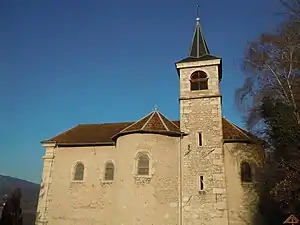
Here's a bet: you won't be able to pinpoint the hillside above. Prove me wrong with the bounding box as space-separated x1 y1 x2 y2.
0 175 40 225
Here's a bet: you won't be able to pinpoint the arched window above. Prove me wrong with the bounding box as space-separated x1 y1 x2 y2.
190 71 208 91
137 154 150 175
104 162 115 181
74 162 84 181
241 162 252 182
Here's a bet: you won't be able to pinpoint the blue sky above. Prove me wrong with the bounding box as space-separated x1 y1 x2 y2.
0 0 282 183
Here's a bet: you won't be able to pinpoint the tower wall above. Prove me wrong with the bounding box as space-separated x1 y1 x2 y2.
177 60 229 225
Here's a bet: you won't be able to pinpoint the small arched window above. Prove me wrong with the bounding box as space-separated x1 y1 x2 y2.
190 71 208 91
104 162 115 181
74 162 84 181
241 162 252 182
137 154 150 175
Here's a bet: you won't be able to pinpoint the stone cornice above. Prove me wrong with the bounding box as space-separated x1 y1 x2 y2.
179 94 222 101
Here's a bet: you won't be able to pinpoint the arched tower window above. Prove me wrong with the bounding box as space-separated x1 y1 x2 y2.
74 162 84 181
104 162 115 181
190 71 208 91
137 154 150 175
241 162 252 182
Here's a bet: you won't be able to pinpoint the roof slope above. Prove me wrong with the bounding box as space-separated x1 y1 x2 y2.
116 111 180 134
46 122 132 144
189 18 210 58
176 18 220 64
43 117 256 146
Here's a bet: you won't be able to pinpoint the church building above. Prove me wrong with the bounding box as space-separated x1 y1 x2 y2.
36 15 264 225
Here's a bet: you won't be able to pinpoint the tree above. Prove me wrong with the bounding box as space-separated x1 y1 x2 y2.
236 0 300 223
0 188 23 225
236 0 300 133
260 96 300 213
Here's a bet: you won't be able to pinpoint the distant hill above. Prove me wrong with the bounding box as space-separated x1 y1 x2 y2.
0 175 40 225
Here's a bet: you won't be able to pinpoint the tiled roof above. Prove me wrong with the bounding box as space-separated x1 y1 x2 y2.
45 122 132 144
222 118 256 141
43 116 256 146
114 111 181 137
176 55 221 64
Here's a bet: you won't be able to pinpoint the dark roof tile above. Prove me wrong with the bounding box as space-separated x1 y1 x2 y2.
176 55 221 64
43 117 257 145
118 110 181 135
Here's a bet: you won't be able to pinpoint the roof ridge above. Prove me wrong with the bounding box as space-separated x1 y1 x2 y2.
159 113 180 129
223 118 252 140
141 111 155 130
116 112 153 134
156 111 170 131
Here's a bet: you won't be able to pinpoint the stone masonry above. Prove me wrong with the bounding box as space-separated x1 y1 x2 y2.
177 59 229 225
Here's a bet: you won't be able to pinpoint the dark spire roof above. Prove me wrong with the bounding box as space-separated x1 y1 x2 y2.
175 16 221 65
189 17 210 58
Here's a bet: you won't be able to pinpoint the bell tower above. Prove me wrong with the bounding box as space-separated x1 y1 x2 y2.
176 12 229 225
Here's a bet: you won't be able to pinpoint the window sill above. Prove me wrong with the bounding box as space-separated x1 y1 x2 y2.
133 174 152 179
134 175 152 185
101 180 114 184
70 180 85 184
190 89 209 92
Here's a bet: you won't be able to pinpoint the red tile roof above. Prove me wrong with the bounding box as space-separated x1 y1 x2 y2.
110 111 181 140
43 112 256 146
113 111 181 137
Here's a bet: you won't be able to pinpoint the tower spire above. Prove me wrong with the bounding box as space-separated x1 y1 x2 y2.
188 5 210 58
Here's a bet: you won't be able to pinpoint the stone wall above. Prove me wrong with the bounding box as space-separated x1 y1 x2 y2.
35 143 55 225
180 97 229 225
224 142 264 225
38 133 180 225
178 59 229 225
177 59 221 100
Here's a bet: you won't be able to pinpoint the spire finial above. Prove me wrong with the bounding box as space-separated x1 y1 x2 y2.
196 5 200 22
154 105 158 112
188 4 210 58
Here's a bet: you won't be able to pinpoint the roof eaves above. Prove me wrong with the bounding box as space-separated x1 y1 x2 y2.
112 129 184 140
56 142 115 147
223 139 255 144
40 140 57 144
175 55 221 65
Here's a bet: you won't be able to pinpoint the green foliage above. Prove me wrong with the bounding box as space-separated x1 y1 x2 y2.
261 97 300 161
